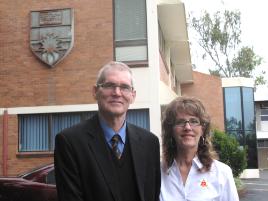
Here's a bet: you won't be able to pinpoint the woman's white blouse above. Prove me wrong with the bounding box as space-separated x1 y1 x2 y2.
160 157 239 201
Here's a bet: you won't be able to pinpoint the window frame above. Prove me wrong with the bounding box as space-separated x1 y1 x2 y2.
113 0 148 65
18 109 150 153
18 112 96 153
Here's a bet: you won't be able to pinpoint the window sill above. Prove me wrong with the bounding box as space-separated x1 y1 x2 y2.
124 60 148 68
17 151 53 158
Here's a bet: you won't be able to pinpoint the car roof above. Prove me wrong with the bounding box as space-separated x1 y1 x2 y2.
20 163 54 180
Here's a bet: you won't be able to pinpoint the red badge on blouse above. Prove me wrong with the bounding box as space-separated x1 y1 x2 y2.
200 179 208 188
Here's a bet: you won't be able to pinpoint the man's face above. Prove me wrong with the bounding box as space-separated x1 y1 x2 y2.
93 69 136 119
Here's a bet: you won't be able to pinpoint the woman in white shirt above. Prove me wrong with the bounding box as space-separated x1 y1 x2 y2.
160 96 239 201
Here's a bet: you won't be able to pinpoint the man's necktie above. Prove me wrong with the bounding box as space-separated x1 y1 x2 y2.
111 134 121 159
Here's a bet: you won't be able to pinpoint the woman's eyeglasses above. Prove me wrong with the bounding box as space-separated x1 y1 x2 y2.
174 118 201 127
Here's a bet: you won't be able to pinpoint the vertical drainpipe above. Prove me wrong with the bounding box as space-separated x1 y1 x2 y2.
2 110 8 176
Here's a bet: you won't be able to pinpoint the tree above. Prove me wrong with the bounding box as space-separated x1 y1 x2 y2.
212 129 247 177
190 10 265 85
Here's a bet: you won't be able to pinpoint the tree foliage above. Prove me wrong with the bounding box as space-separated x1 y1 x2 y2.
212 129 247 177
190 10 265 85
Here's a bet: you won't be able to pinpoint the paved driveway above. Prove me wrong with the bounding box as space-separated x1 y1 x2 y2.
240 169 268 201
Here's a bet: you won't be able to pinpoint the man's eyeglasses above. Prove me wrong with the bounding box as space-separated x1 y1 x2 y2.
97 82 133 93
174 118 201 127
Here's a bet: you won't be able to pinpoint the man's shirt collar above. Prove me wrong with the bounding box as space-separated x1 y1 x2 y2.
99 115 126 144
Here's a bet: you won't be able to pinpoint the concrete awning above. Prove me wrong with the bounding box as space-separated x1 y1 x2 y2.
158 2 193 83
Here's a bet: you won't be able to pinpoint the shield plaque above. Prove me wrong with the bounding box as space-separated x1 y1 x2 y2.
30 8 74 67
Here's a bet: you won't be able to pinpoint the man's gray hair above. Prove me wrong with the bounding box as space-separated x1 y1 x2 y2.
96 61 134 87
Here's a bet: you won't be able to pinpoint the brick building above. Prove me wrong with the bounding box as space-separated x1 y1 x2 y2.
0 0 225 176
1 0 116 175
181 71 225 131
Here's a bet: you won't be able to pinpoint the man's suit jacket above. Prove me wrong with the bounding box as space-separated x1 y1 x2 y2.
54 114 161 201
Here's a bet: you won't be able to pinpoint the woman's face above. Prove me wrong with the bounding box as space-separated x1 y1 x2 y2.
172 112 204 150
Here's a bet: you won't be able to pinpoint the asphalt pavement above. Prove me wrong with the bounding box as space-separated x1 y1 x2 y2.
240 169 268 201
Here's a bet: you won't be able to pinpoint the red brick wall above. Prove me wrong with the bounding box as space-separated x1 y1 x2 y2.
0 113 54 176
0 0 114 175
0 0 113 108
7 115 54 175
181 71 224 131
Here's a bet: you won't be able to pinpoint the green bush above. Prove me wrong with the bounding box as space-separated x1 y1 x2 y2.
211 129 247 177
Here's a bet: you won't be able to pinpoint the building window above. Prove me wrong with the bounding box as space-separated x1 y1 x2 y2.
242 87 255 130
114 0 147 62
223 86 257 168
260 102 268 108
224 87 243 132
18 109 150 152
18 112 96 152
260 104 268 131
261 108 268 121
257 139 268 148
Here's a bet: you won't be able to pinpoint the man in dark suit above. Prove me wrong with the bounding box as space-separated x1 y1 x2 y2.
54 61 161 201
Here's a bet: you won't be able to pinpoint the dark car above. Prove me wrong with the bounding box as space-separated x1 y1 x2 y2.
0 164 57 201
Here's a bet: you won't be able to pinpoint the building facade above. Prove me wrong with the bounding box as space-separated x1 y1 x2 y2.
181 71 225 131
222 78 258 171
255 86 268 169
0 0 194 176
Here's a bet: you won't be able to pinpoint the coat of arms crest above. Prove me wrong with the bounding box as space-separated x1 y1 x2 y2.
30 8 74 67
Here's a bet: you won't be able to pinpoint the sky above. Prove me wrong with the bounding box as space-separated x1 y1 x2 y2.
182 0 268 77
